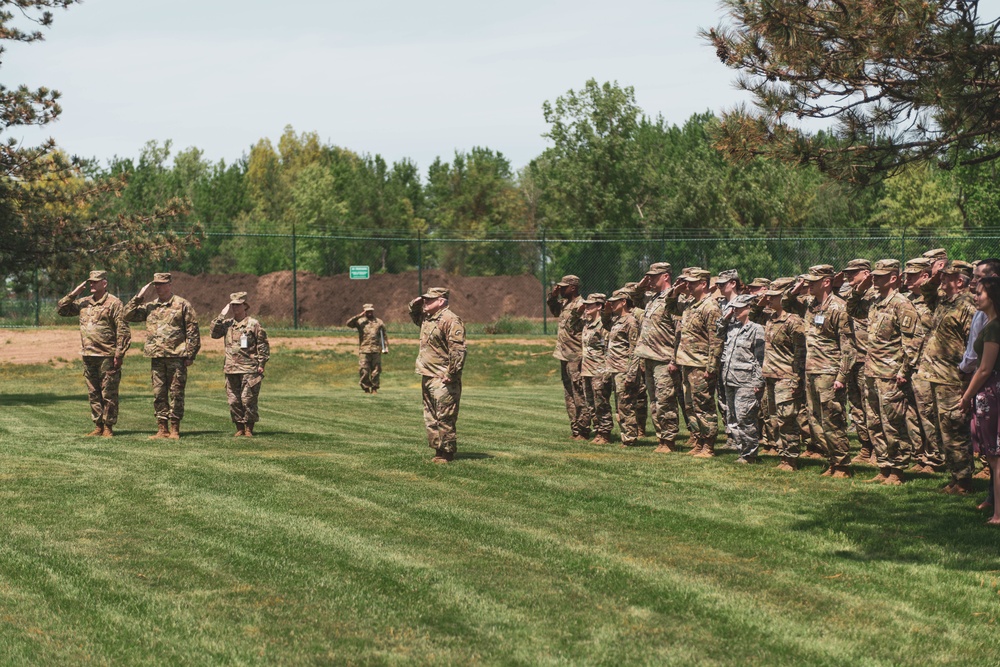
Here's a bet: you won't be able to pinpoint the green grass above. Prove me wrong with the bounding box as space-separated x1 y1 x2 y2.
1 341 999 665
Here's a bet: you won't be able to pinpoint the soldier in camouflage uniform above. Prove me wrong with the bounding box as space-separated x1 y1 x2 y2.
835 259 876 465
210 292 270 437
715 269 742 450
914 261 978 493
746 277 774 453
580 293 613 444
408 287 467 463
123 273 201 440
57 270 131 437
346 304 389 395
719 294 766 463
675 268 723 457
902 257 939 469
623 282 650 435
547 275 591 440
854 259 920 485
790 265 856 477
762 277 806 470
634 263 683 452
605 289 642 447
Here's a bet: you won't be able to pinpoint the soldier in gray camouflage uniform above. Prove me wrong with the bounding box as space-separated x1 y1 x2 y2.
715 269 742 450
123 273 201 440
346 304 389 394
547 275 591 439
210 292 270 437
57 270 131 437
408 287 467 463
719 294 767 463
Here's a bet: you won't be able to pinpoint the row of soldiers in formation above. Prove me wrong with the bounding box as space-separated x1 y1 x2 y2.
57 271 270 438
548 249 993 490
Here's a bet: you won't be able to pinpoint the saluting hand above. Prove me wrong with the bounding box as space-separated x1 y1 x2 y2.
220 303 231 319
137 282 154 299
71 280 89 297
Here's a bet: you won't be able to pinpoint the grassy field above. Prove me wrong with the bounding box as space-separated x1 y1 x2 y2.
1 340 999 665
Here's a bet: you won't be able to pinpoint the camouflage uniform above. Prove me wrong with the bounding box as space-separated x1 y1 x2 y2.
719 295 766 461
580 295 613 441
800 266 856 468
859 262 920 475
210 298 270 431
547 277 590 438
605 295 642 447
346 308 388 393
409 290 467 456
57 277 131 429
763 281 806 461
676 270 723 450
633 264 682 448
914 262 977 484
123 278 201 425
838 259 875 461
903 265 936 465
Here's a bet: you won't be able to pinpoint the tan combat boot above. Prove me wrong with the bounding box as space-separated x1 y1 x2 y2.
244 423 254 438
865 467 891 483
686 437 702 456
776 457 797 472
431 450 454 464
654 439 674 453
593 435 610 445
831 465 853 479
695 440 716 458
167 420 180 440
851 447 873 465
149 420 169 440
882 468 904 486
234 423 246 437
85 423 104 437
101 425 114 438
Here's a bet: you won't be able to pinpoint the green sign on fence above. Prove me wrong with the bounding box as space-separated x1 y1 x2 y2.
349 266 370 280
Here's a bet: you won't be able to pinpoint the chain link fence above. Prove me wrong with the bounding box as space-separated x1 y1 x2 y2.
7 229 1000 333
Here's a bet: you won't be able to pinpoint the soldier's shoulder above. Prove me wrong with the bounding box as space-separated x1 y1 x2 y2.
890 291 916 310
827 294 848 311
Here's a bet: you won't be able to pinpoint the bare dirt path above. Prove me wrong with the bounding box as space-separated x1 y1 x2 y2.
0 328 548 365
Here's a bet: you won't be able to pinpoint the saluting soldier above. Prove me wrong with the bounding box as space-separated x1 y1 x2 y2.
123 273 201 440
675 268 723 457
547 275 590 440
580 293 613 444
57 270 131 437
346 304 388 395
719 293 766 464
210 292 270 437
715 269 742 450
836 259 876 466
914 261 978 493
856 259 921 485
605 289 642 447
762 277 806 470
408 287 467 463
902 257 939 469
790 265 856 477
623 281 650 436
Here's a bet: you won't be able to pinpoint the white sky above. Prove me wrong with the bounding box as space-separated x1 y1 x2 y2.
5 0 1000 172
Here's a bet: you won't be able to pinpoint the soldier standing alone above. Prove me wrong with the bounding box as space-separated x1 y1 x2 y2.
346 304 388 395
123 273 201 440
408 287 467 463
210 292 270 437
57 270 131 437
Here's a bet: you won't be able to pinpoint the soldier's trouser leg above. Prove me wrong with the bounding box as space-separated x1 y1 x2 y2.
560 359 590 437
369 352 382 391
614 372 640 445
645 360 679 444
718 375 732 445
806 374 849 465
932 382 973 483
911 377 943 467
635 361 649 433
769 378 802 459
682 366 718 442
847 363 871 453
866 376 911 470
726 385 761 460
422 376 461 454
901 382 921 464
151 358 187 422
359 353 380 392
584 373 613 438
84 356 121 426
758 387 774 448
226 373 263 426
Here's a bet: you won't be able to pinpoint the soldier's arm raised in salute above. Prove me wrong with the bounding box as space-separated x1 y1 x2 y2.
56 280 89 317
210 303 232 339
122 282 155 322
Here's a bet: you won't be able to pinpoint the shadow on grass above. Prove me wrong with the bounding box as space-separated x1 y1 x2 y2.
791 486 1000 570
0 393 78 406
455 452 493 461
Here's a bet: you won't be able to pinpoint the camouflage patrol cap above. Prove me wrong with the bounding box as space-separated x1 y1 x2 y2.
607 289 629 302
802 265 835 282
871 259 901 275
556 275 580 287
362 303 375 311
229 291 248 305
680 268 711 282
903 257 933 274
645 262 672 276
88 270 107 282
748 277 771 288
842 259 871 272
421 287 449 299
730 293 755 309
923 248 948 261
152 272 172 284
716 269 740 283
765 277 796 296
942 260 974 277
582 292 607 305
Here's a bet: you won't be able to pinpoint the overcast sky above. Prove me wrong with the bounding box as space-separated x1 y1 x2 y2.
6 1 999 173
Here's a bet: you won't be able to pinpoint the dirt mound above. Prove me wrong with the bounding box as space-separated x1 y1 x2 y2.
166 270 544 326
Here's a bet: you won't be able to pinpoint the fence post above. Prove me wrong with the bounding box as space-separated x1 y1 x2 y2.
34 266 40 326
900 230 906 264
417 229 423 297
541 228 548 335
292 225 299 330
